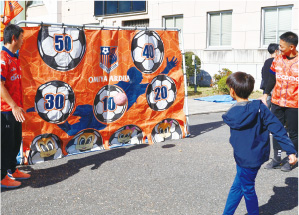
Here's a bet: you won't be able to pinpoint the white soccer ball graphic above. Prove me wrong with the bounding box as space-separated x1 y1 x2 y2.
38 26 86 71
66 129 104 155
35 81 75 124
131 30 164 74
93 85 127 123
151 119 182 143
146 75 177 111
109 125 143 148
28 133 63 164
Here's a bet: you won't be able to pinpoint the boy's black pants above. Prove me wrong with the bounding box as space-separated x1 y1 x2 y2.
271 103 298 152
1 112 22 180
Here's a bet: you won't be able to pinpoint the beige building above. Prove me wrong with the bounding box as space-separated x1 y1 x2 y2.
24 0 298 89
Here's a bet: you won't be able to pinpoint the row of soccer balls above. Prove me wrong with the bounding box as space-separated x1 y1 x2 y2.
35 75 177 124
28 121 182 164
38 26 165 73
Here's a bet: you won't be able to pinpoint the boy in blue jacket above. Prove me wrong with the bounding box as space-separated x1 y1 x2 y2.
222 72 297 215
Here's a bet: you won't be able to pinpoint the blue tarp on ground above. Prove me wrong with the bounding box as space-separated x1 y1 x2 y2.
195 95 237 104
194 95 255 104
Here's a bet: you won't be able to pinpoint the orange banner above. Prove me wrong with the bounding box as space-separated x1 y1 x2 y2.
20 26 186 164
1 1 23 41
3 1 23 25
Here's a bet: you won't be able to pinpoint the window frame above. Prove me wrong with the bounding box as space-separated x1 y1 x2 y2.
122 19 150 27
162 15 183 30
27 1 44 8
207 10 233 49
261 5 293 48
94 1 147 17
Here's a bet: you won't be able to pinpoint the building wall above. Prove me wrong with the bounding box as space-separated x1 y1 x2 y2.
25 0 298 89
26 1 62 24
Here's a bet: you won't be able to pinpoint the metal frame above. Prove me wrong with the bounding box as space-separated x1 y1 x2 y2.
16 20 180 31
179 29 190 136
16 20 190 139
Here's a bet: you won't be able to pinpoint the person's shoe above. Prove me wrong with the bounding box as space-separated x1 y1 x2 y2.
264 159 282 169
281 161 292 172
11 169 31 180
7 169 15 180
1 175 21 189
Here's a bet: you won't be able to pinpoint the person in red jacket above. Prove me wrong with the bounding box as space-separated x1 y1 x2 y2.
262 31 298 172
1 24 31 189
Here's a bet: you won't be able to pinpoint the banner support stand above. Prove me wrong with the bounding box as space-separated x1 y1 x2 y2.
179 29 190 136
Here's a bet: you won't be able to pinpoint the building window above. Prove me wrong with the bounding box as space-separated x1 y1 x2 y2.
163 15 183 47
27 1 44 7
208 11 232 47
163 15 183 30
94 1 146 16
123 19 149 27
262 5 292 46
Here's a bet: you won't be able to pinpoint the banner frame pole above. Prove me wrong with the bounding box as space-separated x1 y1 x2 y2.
179 29 190 136
16 20 180 31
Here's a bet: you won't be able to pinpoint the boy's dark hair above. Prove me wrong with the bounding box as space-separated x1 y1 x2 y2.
280 31 298 47
226 72 255 99
3 24 24 44
267 43 279 54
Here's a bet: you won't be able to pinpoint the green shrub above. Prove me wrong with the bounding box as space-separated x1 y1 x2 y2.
213 68 232 85
213 68 232 94
218 76 230 94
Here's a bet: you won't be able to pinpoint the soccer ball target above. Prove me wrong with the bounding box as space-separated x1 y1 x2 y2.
151 118 182 143
38 26 86 71
93 85 127 123
146 75 177 111
66 129 104 155
28 133 63 164
35 81 75 124
131 30 164 74
109 125 143 148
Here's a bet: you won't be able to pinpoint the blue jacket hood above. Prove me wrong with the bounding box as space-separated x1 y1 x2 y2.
222 100 260 129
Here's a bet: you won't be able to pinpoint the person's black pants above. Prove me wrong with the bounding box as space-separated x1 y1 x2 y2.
271 103 298 152
1 112 22 180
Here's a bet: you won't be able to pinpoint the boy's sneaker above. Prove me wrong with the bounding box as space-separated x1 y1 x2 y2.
11 169 31 180
281 161 292 172
7 169 15 180
264 159 282 169
1 175 21 189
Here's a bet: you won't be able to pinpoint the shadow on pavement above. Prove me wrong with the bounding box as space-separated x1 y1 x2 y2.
162 144 176 149
1 144 148 192
189 121 226 137
246 177 298 215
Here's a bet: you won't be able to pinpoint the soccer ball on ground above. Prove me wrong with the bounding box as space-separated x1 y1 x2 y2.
38 26 86 71
146 75 177 111
131 30 164 74
151 118 182 143
35 80 75 124
93 85 127 123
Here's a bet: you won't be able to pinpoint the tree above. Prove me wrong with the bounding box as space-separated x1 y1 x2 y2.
183 52 201 80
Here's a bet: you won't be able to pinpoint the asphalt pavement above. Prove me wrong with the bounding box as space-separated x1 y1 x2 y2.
1 98 298 215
